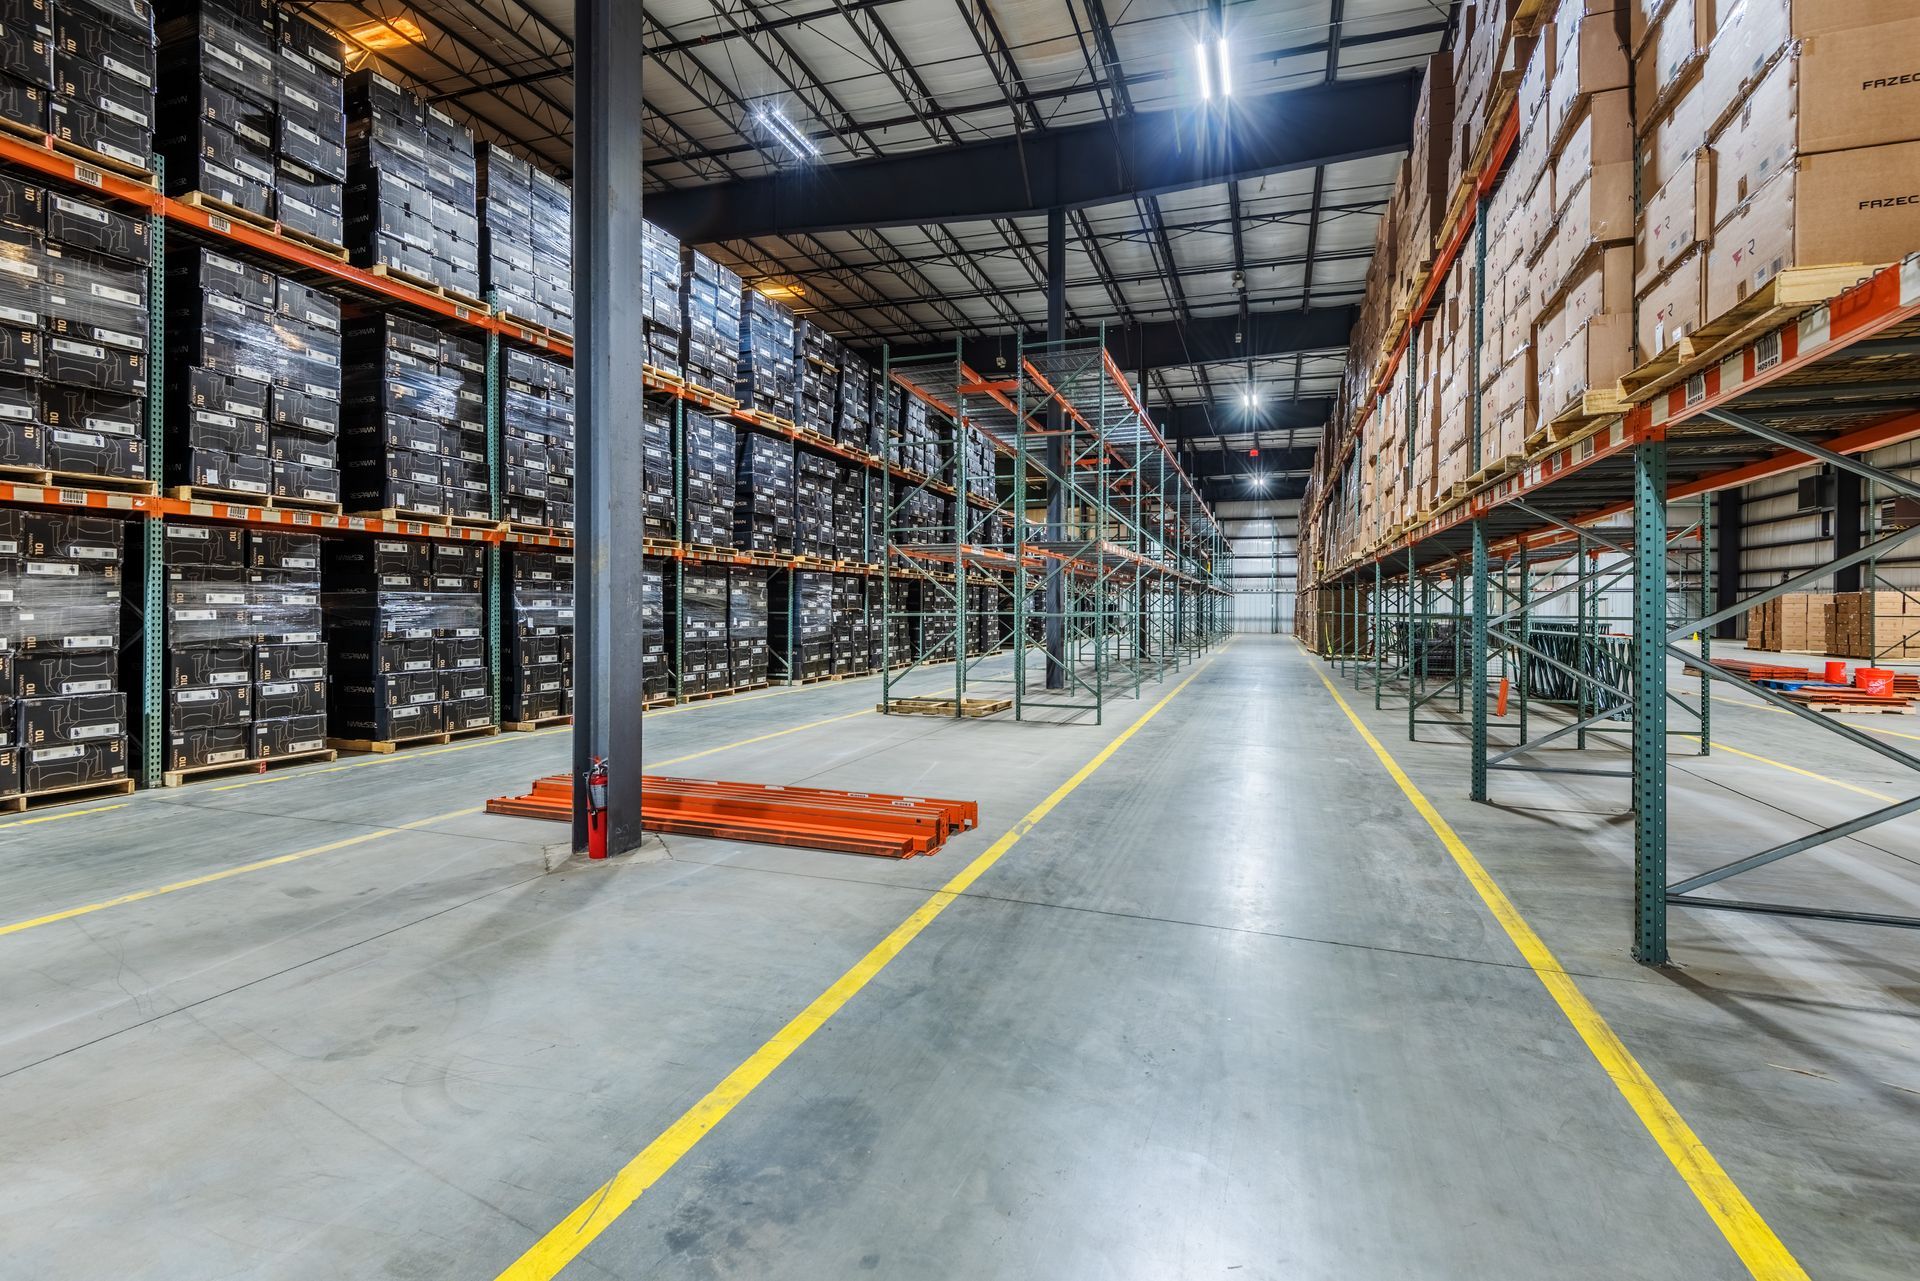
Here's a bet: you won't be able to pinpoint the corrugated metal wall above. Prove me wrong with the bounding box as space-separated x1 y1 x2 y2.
1220 498 1297 632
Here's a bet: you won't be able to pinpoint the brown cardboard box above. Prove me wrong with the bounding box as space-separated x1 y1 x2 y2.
1706 143 1920 318
1544 243 1634 345
1547 14 1630 145
1522 170 1556 263
1636 148 1712 292
1637 71 1705 190
1635 251 1706 361
1698 0 1916 133
1630 0 1677 53
1546 162 1634 290
1711 23 1920 226
1538 314 1633 424
1551 88 1632 185
1632 0 1712 121
1519 19 1553 116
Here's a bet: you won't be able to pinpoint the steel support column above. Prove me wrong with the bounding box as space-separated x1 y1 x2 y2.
1633 441 1669 964
572 0 647 854
1835 467 1863 592
1470 521 1488 802
1044 205 1066 690
1713 488 1741 640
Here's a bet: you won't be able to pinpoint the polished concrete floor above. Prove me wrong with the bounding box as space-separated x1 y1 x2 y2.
2 637 1915 1279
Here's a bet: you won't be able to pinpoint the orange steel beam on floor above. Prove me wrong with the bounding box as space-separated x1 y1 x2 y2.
486 775 979 859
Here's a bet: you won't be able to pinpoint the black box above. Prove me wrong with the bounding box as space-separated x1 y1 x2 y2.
44 188 150 265
0 416 43 468
329 697 439 742
269 382 338 432
48 93 150 173
174 445 267 492
0 168 44 231
41 383 141 435
22 735 125 790
167 682 248 732
180 365 268 421
271 458 338 504
179 404 268 455
443 693 491 731
0 742 17 795
167 722 250 770
250 711 325 757
165 642 248 689
171 246 274 309
0 322 41 377
18 690 125 745
16 650 115 697
44 424 145 478
0 0 52 89
252 675 323 718
248 529 318 572
44 333 146 393
254 640 323 681
160 521 244 567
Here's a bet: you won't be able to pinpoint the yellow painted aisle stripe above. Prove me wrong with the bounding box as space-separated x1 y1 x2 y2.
493 644 1227 1280
1681 736 1897 803
0 805 482 939
643 709 873 770
0 802 128 831
1308 663 1808 1280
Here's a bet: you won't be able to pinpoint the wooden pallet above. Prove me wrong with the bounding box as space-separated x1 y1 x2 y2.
1784 696 1914 716
162 747 338 788
677 681 770 703
1620 264 1884 402
1546 387 1627 440
369 263 489 311
0 116 159 185
450 514 503 532
174 191 350 261
499 313 573 345
329 723 501 754
0 775 136 813
508 520 573 539
734 408 799 434
883 696 1012 718
171 484 342 513
350 506 452 526
684 382 740 411
1467 452 1526 485
1 464 160 495
642 694 677 710
502 714 573 732
642 364 686 389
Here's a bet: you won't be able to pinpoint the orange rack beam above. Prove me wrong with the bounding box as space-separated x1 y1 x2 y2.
486 774 979 859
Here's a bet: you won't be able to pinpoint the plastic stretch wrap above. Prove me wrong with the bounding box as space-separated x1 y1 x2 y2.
323 590 482 639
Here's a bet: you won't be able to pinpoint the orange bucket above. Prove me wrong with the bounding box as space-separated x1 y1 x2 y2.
1825 660 1848 684
1856 667 1894 696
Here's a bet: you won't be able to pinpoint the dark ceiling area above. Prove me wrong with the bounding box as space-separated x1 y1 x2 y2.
307 0 1459 501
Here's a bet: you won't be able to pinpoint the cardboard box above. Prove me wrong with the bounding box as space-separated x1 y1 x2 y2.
1547 13 1629 146
1540 244 1634 355
1710 24 1920 228
1637 148 1712 292
1543 163 1633 295
1632 0 1711 122
1706 143 1920 319
1538 314 1633 425
1636 252 1706 361
1701 0 1918 133
1552 88 1632 187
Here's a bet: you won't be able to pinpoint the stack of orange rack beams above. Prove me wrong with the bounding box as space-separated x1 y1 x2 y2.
486 775 978 858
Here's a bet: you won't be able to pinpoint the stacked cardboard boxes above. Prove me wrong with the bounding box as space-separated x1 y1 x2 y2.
774 569 833 681
640 219 681 377
167 246 342 502
46 0 157 174
324 538 489 743
670 564 728 694
499 345 574 529
1826 590 1920 660
344 70 480 298
794 319 838 437
478 144 572 332
792 446 834 559
728 567 768 687
3 510 126 795
734 430 793 552
503 546 571 724
681 248 740 392
682 409 734 547
642 400 674 539
641 562 668 701
837 350 872 449
340 312 486 518
736 289 795 419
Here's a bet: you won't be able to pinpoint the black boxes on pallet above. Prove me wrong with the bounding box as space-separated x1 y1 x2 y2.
681 408 733 548
668 564 727 695
165 245 341 501
680 247 738 393
497 344 572 529
794 319 838 438
728 567 768 688
344 69 479 298
49 0 155 174
641 561 667 700
837 350 872 449
477 142 570 332
642 400 672 539
1 509 126 796
640 218 679 377
772 569 832 682
733 430 793 553
340 311 485 519
503 546 571 724
324 538 489 742
736 288 794 419
792 447 834 561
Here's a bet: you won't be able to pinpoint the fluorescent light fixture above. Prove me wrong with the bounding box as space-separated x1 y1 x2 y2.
1217 36 1232 97
756 282 806 301
757 106 822 161
347 17 424 49
1195 42 1212 101
1242 389 1259 409
1250 472 1268 489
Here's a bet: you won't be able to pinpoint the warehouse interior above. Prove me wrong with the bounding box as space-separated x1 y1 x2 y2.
3 0 1918 1277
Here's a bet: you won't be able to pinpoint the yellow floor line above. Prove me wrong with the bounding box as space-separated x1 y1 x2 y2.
1709 692 1920 744
0 803 129 831
0 806 483 939
1308 659 1807 1280
490 644 1229 1281
1 708 884 939
1681 736 1897 803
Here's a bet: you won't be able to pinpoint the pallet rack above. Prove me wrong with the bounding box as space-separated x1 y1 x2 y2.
880 332 1230 721
1305 243 1920 963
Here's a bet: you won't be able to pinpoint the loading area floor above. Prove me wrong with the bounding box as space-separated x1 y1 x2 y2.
2 637 1913 1279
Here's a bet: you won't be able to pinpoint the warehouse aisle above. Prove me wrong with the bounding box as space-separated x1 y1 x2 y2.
1 638 1910 1279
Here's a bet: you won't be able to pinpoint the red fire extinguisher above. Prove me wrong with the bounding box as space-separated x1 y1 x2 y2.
585 756 609 860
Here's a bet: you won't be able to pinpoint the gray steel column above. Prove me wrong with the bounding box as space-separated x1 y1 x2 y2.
572 0 647 854
1835 468 1863 592
1713 488 1742 640
1044 205 1066 690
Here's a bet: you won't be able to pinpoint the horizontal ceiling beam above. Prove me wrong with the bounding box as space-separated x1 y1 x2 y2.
878 307 1354 371
1155 399 1332 438
648 72 1416 241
